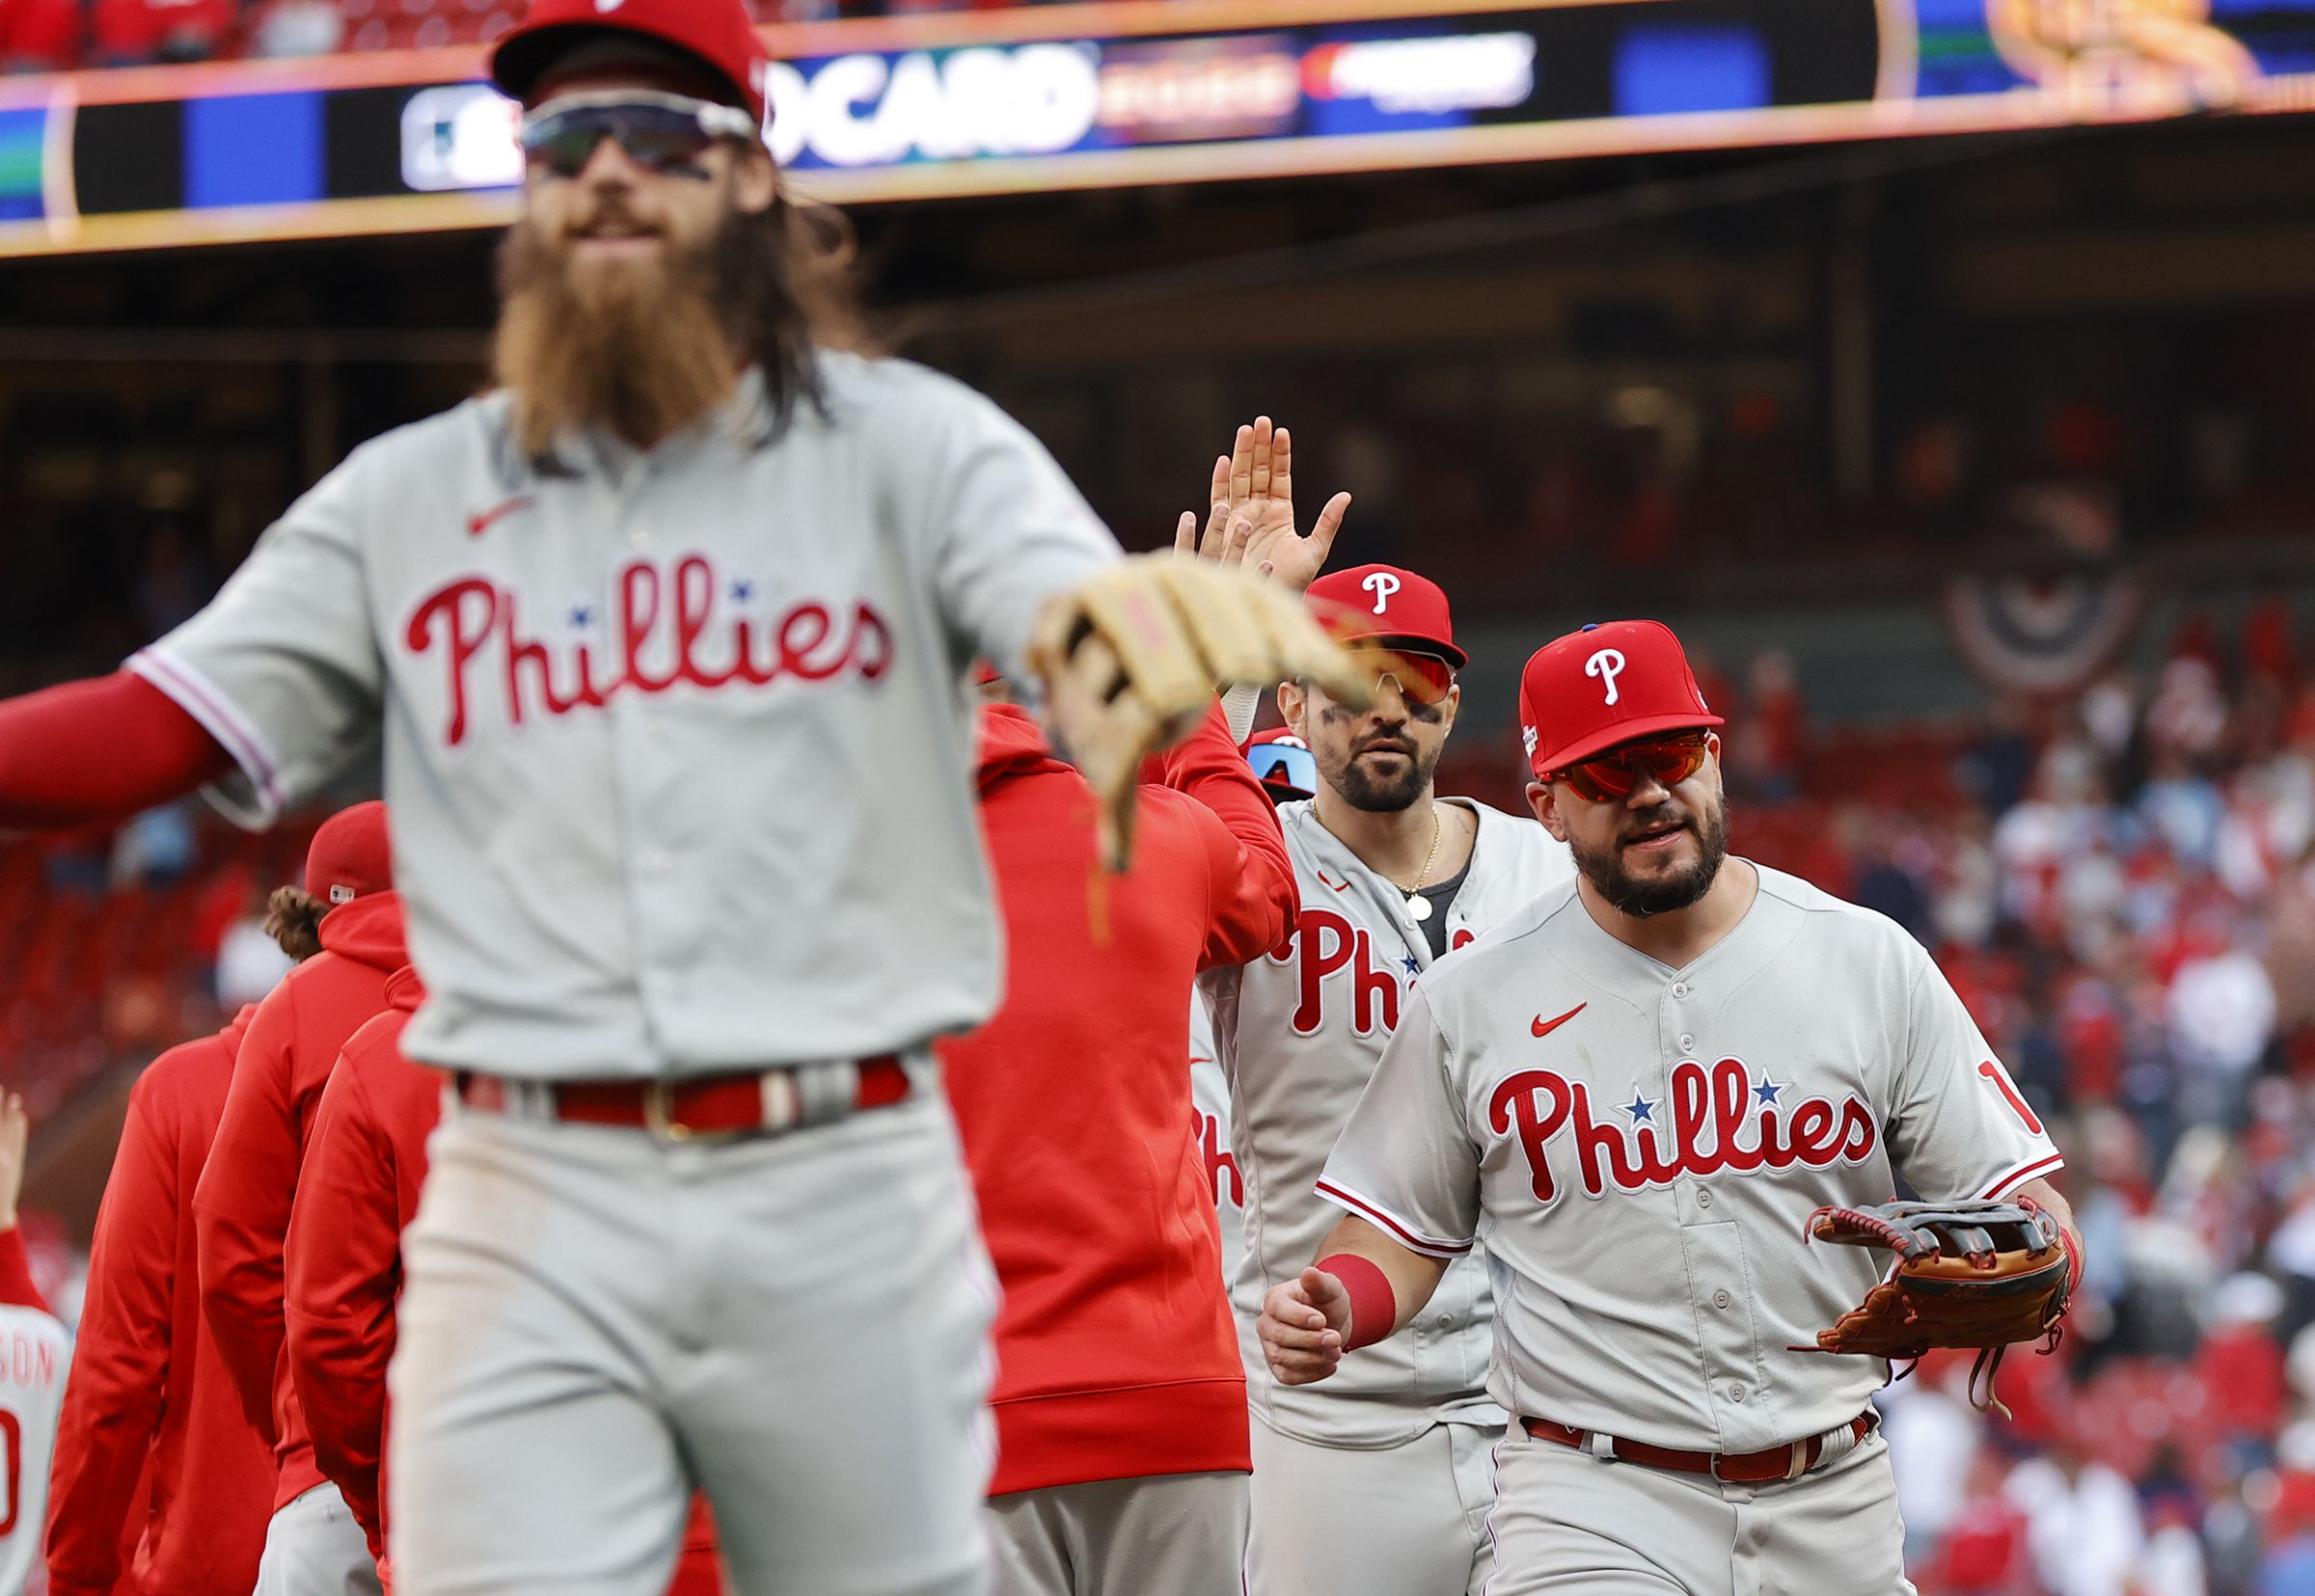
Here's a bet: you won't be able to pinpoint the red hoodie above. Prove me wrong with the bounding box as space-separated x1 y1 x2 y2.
194 889 406 1513
938 703 1294 1496
48 1011 277 1596
285 970 722 1593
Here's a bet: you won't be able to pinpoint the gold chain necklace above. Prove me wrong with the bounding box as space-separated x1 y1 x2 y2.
1400 808 1444 924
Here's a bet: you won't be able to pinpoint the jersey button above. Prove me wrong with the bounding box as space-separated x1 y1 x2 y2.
1672 982 1690 998
1436 1314 1453 1329
1678 1033 1697 1052
631 527 656 552
1728 1383 1747 1402
1712 1289 1731 1310
1696 1188 1713 1210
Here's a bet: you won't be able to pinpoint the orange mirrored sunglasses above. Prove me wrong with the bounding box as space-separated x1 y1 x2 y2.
1551 731 1712 803
1351 644 1457 706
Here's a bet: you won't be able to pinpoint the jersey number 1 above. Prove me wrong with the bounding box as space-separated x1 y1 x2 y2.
0 1409 19 1534
1977 1060 2045 1135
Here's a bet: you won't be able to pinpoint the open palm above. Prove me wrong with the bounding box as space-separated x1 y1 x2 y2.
1172 416 1349 596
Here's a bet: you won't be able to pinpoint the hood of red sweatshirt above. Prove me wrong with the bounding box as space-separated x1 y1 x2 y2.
383 964 426 1013
317 888 408 973
975 704 1073 794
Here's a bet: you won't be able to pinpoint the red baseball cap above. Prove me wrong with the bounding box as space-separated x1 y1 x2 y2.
490 0 773 123
1519 620 1722 781
306 800 394 907
1305 564 1466 670
1245 729 1316 803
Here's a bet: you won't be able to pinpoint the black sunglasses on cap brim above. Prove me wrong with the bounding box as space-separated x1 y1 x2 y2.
520 90 761 180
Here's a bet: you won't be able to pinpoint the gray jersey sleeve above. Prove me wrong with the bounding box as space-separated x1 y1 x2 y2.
1884 946 2064 1201
128 456 382 826
1316 984 1483 1260
905 377 1118 683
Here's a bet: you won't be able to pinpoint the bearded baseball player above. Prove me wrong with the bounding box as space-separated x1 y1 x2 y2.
0 0 1367 1587
1185 419 1574 1596
1260 619 2082 1596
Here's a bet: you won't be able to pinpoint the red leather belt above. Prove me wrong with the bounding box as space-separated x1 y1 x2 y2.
455 1055 912 1142
1521 1412 1876 1485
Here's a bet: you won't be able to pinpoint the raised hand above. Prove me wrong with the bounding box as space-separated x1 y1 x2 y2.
1178 417 1349 594
1258 1266 1353 1386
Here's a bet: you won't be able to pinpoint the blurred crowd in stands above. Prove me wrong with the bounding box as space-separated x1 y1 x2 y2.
0 0 1047 72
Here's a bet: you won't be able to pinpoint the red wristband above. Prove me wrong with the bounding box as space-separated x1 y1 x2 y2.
1317 1253 1397 1351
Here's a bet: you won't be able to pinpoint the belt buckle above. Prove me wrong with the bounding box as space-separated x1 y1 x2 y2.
641 1081 693 1144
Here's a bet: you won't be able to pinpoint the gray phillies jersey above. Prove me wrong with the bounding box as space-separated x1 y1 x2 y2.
132 355 1118 1079
1188 995 1246 1291
1320 865 2064 1455
1200 798 1573 1446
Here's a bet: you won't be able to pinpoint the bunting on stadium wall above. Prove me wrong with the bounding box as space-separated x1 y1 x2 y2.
1942 568 2147 695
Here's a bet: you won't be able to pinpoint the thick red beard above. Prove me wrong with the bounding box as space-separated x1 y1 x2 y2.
494 212 740 458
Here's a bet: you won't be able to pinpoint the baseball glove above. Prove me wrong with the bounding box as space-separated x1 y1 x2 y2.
1029 555 1374 869
1796 1198 2073 1413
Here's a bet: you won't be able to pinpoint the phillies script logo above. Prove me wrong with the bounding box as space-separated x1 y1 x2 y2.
1191 1103 1242 1208
1487 1057 1876 1206
405 555 893 745
1267 906 1473 1036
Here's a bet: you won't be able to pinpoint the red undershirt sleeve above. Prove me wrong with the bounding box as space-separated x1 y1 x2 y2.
0 673 232 831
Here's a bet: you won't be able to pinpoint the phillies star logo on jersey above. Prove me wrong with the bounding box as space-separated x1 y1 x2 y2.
405 552 893 745
1487 1056 1877 1206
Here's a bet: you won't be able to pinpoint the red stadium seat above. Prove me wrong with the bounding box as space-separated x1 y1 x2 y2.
90 0 231 62
0 0 83 70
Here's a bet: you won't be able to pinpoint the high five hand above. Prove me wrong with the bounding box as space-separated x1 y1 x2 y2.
1173 417 1349 595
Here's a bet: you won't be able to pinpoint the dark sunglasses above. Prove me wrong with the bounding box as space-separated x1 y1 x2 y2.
1552 731 1712 803
519 91 760 180
1247 743 1318 798
1352 645 1457 707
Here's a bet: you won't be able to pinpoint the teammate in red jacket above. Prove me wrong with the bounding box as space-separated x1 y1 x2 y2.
936 698 1295 1596
285 968 722 1594
193 800 400 1596
47 1008 278 1596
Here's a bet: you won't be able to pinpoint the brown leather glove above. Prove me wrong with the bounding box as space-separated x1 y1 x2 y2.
1796 1198 2073 1412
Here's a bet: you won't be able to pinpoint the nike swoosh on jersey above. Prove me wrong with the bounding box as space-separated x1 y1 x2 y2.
467 495 534 538
1532 1003 1587 1039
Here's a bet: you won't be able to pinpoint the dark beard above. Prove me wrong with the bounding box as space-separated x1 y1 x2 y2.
1569 799 1730 917
493 203 747 458
1328 738 1441 813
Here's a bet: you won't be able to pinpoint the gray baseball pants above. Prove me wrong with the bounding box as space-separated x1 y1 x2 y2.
253 1481 384 1596
1243 1418 1496 1596
386 1090 998 1596
985 1473 1247 1596
1484 1422 1919 1594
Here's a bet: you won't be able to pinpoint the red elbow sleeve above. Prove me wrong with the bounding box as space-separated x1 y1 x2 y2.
1318 1253 1399 1352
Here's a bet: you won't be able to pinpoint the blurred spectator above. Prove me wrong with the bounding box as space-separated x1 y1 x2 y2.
2007 1430 2145 1596
89 0 232 63
213 894 294 1009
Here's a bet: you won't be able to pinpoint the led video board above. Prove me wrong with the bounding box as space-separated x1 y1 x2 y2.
2 0 2312 256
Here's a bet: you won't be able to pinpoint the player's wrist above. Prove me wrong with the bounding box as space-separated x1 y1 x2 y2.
1317 1252 1397 1351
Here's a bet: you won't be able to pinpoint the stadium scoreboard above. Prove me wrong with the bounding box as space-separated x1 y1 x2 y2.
2 0 2312 256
